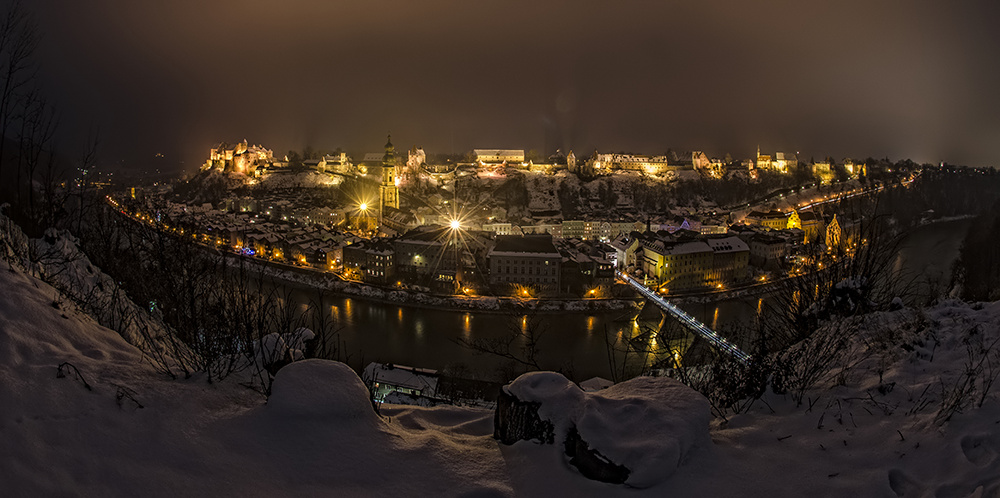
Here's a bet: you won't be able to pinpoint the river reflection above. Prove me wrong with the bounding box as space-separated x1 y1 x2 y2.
279 218 970 383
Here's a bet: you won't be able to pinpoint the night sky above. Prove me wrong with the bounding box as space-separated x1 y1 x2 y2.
28 1 1000 171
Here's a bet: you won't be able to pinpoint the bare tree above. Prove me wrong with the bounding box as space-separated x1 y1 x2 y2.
14 86 57 229
453 306 547 380
0 0 38 190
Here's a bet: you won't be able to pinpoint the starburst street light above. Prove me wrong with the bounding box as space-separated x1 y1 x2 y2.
448 218 462 292
352 201 375 234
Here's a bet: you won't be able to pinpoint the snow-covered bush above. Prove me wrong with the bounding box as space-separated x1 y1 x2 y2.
267 359 378 424
499 371 710 488
252 327 315 370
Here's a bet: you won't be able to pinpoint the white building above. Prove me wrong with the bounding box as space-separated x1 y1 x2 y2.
590 152 671 174
474 149 525 164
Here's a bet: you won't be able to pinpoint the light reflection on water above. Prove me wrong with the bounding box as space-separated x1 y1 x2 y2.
273 220 969 381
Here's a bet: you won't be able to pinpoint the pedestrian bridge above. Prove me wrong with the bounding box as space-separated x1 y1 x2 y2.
617 271 752 365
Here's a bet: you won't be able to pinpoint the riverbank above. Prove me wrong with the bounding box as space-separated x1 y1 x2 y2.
225 254 642 315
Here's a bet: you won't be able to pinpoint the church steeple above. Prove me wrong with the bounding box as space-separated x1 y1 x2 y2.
379 132 399 219
383 133 395 167
826 214 842 251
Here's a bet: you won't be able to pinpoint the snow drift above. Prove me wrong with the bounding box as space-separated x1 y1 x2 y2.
504 371 710 488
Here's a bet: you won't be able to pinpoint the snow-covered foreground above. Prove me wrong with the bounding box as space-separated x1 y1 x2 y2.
3 260 1000 496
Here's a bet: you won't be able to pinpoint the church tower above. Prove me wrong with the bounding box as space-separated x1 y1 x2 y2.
379 133 400 220
826 214 842 252
787 210 802 230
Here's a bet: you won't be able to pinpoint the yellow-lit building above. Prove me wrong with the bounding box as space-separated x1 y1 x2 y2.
589 152 673 175
203 140 274 175
773 152 797 173
786 209 825 243
474 149 525 164
635 235 749 290
826 214 842 251
747 210 788 230
813 161 835 183
787 210 801 230
756 147 772 170
755 148 796 173
843 160 867 178
379 134 400 219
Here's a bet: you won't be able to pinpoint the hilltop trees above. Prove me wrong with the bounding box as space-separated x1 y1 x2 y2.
954 198 1000 302
0 1 83 236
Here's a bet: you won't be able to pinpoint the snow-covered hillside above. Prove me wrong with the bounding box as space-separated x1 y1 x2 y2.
3 244 1000 495
0 263 509 496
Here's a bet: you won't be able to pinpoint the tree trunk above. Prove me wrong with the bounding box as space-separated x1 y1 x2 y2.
493 388 553 445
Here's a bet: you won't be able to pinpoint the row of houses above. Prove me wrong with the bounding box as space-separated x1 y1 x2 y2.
481 215 729 242
197 216 363 267
224 197 351 226
343 228 615 297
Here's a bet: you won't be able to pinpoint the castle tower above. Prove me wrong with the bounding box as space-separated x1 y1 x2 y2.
379 133 399 220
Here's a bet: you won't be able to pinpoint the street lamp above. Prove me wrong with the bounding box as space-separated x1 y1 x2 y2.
450 218 461 292
357 203 369 233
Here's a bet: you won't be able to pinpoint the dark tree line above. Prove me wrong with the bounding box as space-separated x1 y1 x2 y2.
954 197 1000 302
0 1 96 238
878 166 1000 228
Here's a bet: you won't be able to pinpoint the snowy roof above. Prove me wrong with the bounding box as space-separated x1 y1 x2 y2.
798 211 822 222
706 236 749 254
362 362 438 392
398 226 449 243
490 234 560 258
474 149 524 157
751 233 785 245
747 210 786 220
668 240 712 256
608 235 635 251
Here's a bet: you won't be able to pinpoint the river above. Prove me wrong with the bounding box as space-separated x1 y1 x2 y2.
287 218 972 383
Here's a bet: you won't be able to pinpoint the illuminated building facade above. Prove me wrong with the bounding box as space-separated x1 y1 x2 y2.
380 134 400 219
488 234 562 296
589 152 672 174
474 149 525 164
616 232 750 290
343 239 395 284
203 140 274 175
826 214 842 251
